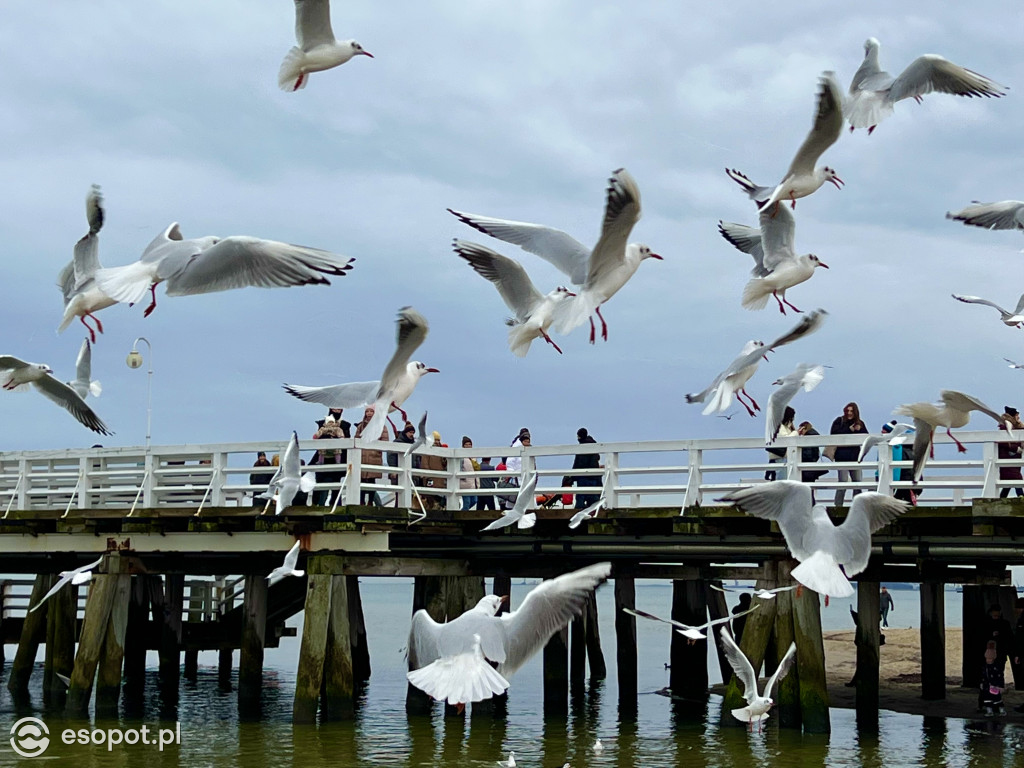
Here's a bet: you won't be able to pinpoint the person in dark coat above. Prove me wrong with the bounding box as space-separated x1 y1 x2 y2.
980 641 1006 715
985 604 1014 671
732 593 753 643
998 407 1024 497
477 457 497 511
797 421 827 484
830 402 867 507
1013 597 1024 711
566 427 602 509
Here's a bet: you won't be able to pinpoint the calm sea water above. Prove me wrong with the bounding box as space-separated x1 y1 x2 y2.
2 580 1020 768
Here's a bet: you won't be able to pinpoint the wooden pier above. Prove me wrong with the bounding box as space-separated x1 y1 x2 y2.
1 432 1023 731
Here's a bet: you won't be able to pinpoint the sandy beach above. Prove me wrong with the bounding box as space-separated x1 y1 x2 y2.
822 627 1023 720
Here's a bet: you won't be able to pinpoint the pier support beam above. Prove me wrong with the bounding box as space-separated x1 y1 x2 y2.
218 649 233 689
920 581 946 700
7 574 53 697
152 573 184 700
706 580 731 682
722 568 778 725
614 577 638 718
570 613 586 696
43 579 77 704
543 626 569 716
323 574 355 720
347 575 371 683
123 576 150 710
773 563 800 729
584 594 606 680
96 573 131 712
669 580 708 697
855 581 880 728
294 574 331 724
238 573 268 716
961 585 983 688
792 586 829 734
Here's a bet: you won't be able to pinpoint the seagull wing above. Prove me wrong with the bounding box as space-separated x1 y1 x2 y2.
764 374 804 445
28 572 75 613
0 356 32 373
379 307 429 394
759 204 798 273
281 540 302 571
452 240 544 322
718 481 817 561
940 389 1003 424
785 72 844 178
718 221 768 277
33 374 112 435
282 380 379 409
946 201 1024 231
718 626 760 704
447 209 591 285
951 293 1012 317
72 338 93 398
835 493 908 575
888 55 1005 104
294 0 335 49
762 641 798 700
408 608 445 670
162 236 353 297
498 562 611 675
857 434 888 463
584 169 642 288
282 431 302 478
765 309 828 351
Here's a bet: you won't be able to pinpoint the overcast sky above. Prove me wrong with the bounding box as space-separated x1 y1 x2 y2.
2 1 1023 456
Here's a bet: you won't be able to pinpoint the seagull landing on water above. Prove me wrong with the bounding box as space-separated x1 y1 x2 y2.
278 0 372 92
481 473 538 531
846 38 1005 135
951 293 1024 328
267 540 305 587
726 72 844 212
0 356 111 435
284 307 438 439
29 557 103 613
720 627 797 733
58 184 117 344
894 390 1009 481
623 604 759 644
406 563 612 706
66 338 101 401
448 168 661 344
452 239 575 357
947 201 1024 233
718 481 909 598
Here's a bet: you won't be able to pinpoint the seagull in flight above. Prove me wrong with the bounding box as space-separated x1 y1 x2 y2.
947 201 1024 232
894 390 1008 481
765 364 826 444
278 0 372 92
726 72 844 211
0 355 112 435
449 169 661 344
66 338 102 401
568 496 607 530
403 411 429 455
267 540 305 586
951 293 1024 327
720 627 797 732
846 38 1005 134
259 432 316 515
710 583 798 601
406 563 612 705
481 472 539 531
95 222 354 318
452 239 575 356
623 604 759 643
57 184 117 343
29 557 103 613
1004 358 1024 369
718 481 909 597
284 307 439 440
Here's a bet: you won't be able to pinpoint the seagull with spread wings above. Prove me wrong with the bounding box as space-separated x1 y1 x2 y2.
406 562 611 706
623 603 759 643
0 356 111 435
259 432 316 515
284 307 438 440
481 472 538 531
720 627 797 732
278 0 372 92
765 364 826 445
718 481 909 598
29 557 103 613
947 201 1024 233
267 540 305 586
951 293 1024 328
58 185 117 344
66 338 102 401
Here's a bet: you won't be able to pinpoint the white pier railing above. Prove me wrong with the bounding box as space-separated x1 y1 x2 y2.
0 430 1020 514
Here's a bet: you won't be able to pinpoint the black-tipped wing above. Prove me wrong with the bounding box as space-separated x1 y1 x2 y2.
452 240 543 322
380 307 429 392
947 201 1024 231
33 374 112 435
586 169 642 287
889 55 1005 104
786 72 844 178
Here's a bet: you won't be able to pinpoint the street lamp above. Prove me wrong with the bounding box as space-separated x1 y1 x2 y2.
126 337 153 449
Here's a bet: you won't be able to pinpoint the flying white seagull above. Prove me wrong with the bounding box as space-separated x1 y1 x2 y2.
279 0 372 92
284 307 438 440
403 411 429 456
727 205 828 315
846 38 1005 134
57 184 117 343
267 540 305 586
66 338 102 401
720 627 797 732
406 562 612 705
0 356 111 435
894 390 1007 481
259 432 316 515
947 201 1024 232
857 422 915 463
1004 358 1024 369
710 583 798 601
481 472 539 531
951 293 1024 328
449 168 661 344
726 72 844 211
718 481 909 598
452 239 575 356
95 223 354 318
29 557 103 613
568 496 607 530
765 364 826 444
623 604 759 643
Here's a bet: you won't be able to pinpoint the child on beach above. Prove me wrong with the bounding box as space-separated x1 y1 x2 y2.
979 641 1005 716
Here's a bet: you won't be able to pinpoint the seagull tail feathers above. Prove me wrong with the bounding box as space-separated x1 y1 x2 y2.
791 550 854 598
94 264 153 306
731 707 769 723
741 278 773 311
552 292 596 335
278 47 308 91
507 324 535 357
299 472 316 493
89 380 102 398
406 640 510 705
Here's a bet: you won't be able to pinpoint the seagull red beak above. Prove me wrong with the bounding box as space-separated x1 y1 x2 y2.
817 260 830 269
499 595 509 605
829 176 844 189
360 51 375 58
649 252 664 260
426 367 440 373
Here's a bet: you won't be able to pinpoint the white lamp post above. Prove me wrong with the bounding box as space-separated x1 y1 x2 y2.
126 337 153 449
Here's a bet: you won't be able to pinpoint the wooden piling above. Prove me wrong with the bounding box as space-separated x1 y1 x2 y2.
722 575 777 723
294 573 331 723
705 580 731 682
614 577 638 716
123 575 150 710
855 581 880 727
96 573 131 710
920 581 946 700
218 648 233 688
238 573 268 714
584 594 606 680
7 574 53 697
347 575 371 683
323 575 355 719
773 563 800 729
570 614 586 694
152 574 184 693
669 580 707 697
792 586 829 734
67 564 120 714
542 625 569 716
44 579 77 703
961 584 983 687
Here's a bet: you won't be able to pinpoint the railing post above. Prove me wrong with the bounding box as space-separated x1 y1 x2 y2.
786 443 800 482
682 448 702 510
981 440 998 498
400 451 414 509
142 453 154 509
211 451 226 506
876 442 892 496
605 451 619 509
79 455 92 509
17 458 27 511
446 447 460 511
345 446 361 506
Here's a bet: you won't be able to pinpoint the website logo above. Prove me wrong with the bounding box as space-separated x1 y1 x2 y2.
10 717 50 758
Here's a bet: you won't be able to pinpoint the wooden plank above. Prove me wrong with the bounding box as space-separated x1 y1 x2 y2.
7 574 53 697
322 574 355 720
238 573 268 714
96 573 131 710
920 581 946 700
614 577 638 715
66 570 118 713
293 573 331 723
792 586 829 734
